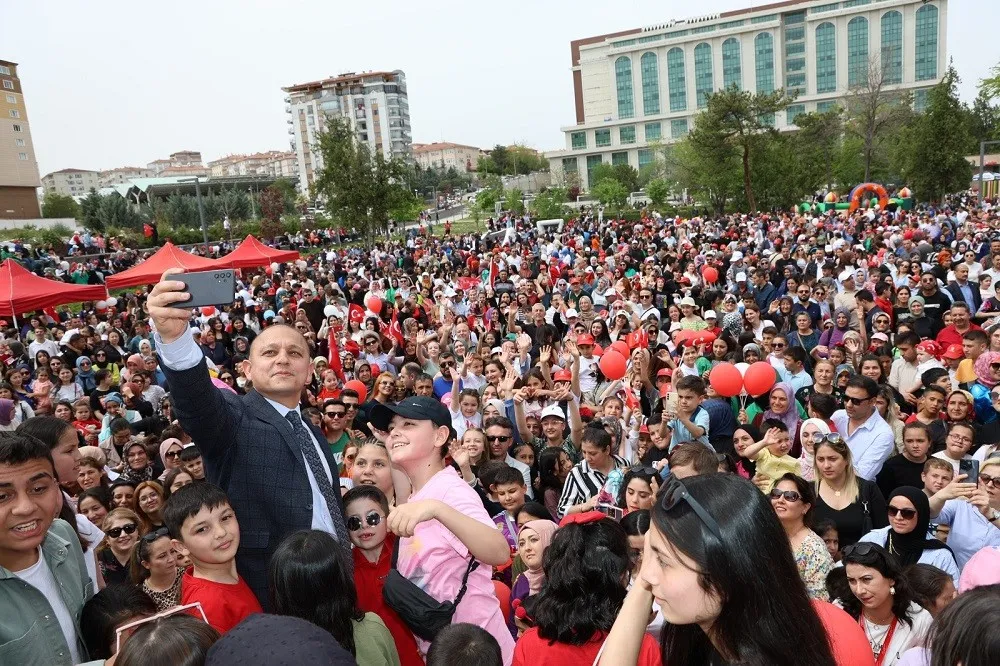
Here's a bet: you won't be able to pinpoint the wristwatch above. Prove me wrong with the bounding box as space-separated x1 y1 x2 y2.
990 509 1000 523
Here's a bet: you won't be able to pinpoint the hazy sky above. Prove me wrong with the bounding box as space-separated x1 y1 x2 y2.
4 0 996 176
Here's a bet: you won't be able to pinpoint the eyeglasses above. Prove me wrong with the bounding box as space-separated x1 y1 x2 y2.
106 523 138 538
980 473 1000 489
844 395 872 405
165 450 182 459
887 506 918 520
343 403 359 411
660 474 723 540
948 432 974 444
769 489 802 503
325 411 346 418
347 510 383 532
487 434 512 443
814 433 844 446
141 527 170 543
771 343 786 350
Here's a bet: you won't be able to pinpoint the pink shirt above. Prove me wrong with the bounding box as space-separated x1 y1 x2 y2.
398 466 515 665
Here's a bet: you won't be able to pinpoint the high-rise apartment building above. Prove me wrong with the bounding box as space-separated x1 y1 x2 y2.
41 168 100 197
0 59 41 219
546 0 947 189
282 70 412 194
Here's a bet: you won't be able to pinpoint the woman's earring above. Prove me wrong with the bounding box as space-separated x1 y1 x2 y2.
890 586 895 595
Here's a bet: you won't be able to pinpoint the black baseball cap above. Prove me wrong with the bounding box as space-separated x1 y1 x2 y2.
369 396 456 440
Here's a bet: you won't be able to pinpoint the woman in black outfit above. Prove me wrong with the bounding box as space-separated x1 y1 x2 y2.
810 436 888 548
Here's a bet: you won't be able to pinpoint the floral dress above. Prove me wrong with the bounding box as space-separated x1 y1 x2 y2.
795 530 834 601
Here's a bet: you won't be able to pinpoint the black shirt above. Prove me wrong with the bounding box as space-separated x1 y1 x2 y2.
876 454 927 499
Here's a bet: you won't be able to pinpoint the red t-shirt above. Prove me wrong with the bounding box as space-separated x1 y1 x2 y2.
812 600 876 666
352 535 424 666
180 569 262 634
513 628 660 666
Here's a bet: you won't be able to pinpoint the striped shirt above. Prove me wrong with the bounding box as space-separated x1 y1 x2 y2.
556 454 629 519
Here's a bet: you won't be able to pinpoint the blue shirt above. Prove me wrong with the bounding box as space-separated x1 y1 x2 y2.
831 408 896 481
667 405 711 450
934 499 1000 569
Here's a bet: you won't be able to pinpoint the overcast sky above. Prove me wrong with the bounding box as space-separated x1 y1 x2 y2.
4 0 995 176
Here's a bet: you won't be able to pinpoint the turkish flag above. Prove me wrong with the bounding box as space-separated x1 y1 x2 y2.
488 258 498 289
348 304 365 325
457 277 479 292
389 311 405 346
327 331 343 381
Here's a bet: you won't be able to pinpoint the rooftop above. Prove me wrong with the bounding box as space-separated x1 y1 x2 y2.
412 142 480 153
42 168 99 177
282 70 400 94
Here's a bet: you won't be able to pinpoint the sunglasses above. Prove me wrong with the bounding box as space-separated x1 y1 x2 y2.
629 464 659 477
841 542 879 558
343 403 359 411
814 433 844 446
347 510 383 532
141 527 170 543
887 506 918 520
980 472 1000 489
660 474 723 540
771 343 786 349
844 395 872 405
768 489 802 503
165 450 182 459
487 435 512 443
325 411 346 418
106 523 138 538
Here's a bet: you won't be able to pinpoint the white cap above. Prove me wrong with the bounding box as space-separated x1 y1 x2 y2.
736 272 747 282
704 310 717 320
669 322 683 333
680 296 697 307
540 404 567 421
839 269 855 282
732 251 743 261
565 308 579 319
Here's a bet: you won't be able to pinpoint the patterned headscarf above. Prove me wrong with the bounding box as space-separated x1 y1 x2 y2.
763 382 800 435
974 351 1000 388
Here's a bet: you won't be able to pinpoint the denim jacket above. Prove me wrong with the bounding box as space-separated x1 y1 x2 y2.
0 519 94 665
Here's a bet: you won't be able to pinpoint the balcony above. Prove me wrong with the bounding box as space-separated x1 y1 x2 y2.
284 96 291 103
286 118 293 125
288 128 295 135
285 105 291 113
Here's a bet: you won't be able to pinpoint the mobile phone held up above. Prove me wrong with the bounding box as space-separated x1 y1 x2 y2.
596 503 624 521
959 458 979 486
176 271 237 310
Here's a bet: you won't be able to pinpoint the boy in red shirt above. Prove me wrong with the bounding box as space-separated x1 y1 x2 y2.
164 482 262 634
345 485 423 666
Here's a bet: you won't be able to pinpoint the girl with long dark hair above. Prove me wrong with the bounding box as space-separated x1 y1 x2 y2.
268 529 400 664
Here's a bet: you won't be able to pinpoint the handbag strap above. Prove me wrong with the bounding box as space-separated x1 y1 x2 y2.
391 534 480 605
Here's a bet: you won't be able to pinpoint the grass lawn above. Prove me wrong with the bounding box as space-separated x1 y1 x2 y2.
425 217 482 237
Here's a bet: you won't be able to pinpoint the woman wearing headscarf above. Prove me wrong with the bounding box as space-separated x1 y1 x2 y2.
75 356 97 394
0 398 16 432
858 486 960 585
799 417 831 481
511 520 557 607
969 351 1000 425
817 308 852 354
746 383 803 446
157 437 185 483
906 295 938 341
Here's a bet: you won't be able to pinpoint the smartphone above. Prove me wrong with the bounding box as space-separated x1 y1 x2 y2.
596 503 624 521
665 391 678 414
959 458 979 485
176 270 237 309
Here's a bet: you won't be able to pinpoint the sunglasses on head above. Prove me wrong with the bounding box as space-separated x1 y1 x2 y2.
814 432 844 446
841 541 879 558
887 505 917 520
141 527 170 543
347 510 383 532
629 464 658 477
769 489 802 503
106 523 138 538
660 474 723 540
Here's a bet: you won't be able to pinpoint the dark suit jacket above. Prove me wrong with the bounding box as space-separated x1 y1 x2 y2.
162 358 345 609
946 281 982 312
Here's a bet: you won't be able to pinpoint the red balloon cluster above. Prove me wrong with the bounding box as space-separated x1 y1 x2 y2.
707 361 776 398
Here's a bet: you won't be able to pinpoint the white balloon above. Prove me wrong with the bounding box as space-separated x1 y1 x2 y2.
96 300 108 309
106 297 118 307
735 362 750 377
270 262 280 271
323 305 337 317
295 259 307 270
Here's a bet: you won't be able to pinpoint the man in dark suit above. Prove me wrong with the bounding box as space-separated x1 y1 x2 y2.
146 269 352 608
945 262 982 313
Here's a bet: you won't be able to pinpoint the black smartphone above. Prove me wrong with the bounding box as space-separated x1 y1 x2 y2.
596 503 624 521
959 458 979 485
176 270 237 309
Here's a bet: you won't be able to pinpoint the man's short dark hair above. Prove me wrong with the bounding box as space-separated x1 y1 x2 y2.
783 346 808 366
415 373 434 384
0 432 55 472
762 417 788 433
426 623 502 666
896 331 921 347
668 442 718 476
922 384 947 400
950 302 970 313
921 367 950 387
178 445 202 463
484 416 514 433
845 375 879 398
963 329 989 345
109 417 132 435
856 289 874 303
94 369 110 384
491 465 526 488
163 482 231 539
340 388 360 402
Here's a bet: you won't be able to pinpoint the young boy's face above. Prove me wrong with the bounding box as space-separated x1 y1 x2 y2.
414 379 434 397
172 502 240 566
345 497 387 551
494 482 527 513
767 430 792 457
922 467 953 495
0 458 61 569
676 388 703 415
902 430 931 461
920 391 944 417
184 456 205 480
682 346 698 366
782 355 801 374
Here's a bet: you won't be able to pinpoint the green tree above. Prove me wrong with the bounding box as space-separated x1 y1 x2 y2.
530 187 568 219
671 122 742 215
41 192 80 219
164 193 198 227
982 61 1000 100
80 190 105 231
900 65 973 202
699 86 798 212
793 109 844 191
259 186 285 238
843 55 913 183
271 178 299 213
967 89 1000 147
503 188 525 215
591 178 628 212
645 179 670 208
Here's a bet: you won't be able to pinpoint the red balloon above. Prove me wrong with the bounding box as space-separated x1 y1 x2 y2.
598 351 628 381
593 344 604 357
743 362 777 397
366 296 382 314
265 266 273 276
701 266 719 284
708 363 743 398
344 379 368 404
200 306 215 316
609 340 631 358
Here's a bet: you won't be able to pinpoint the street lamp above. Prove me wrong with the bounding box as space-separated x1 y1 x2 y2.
178 177 209 252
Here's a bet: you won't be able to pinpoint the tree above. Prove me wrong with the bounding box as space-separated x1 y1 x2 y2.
901 65 973 202
259 186 285 239
967 89 1000 148
793 109 844 191
671 122 742 215
591 178 628 212
698 85 798 212
530 187 568 219
503 188 525 216
982 61 1000 100
645 179 670 208
843 54 913 183
41 192 80 219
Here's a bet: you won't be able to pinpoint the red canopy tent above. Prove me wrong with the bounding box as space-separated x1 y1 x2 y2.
212 235 300 269
105 242 220 290
0 259 108 317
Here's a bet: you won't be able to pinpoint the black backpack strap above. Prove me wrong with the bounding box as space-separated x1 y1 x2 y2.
391 533 480 606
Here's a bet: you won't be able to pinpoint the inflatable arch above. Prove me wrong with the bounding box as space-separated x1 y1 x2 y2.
848 183 889 213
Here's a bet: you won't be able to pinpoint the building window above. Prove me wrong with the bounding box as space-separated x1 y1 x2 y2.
786 42 805 56
694 43 713 109
755 33 775 94
2 80 13 90
562 157 578 174
667 48 687 112
786 73 806 90
843 0 871 6
671 119 689 138
11 124 20 132
787 58 806 73
620 125 636 144
615 56 635 119
5 95 14 104
645 122 661 141
786 105 806 125
595 129 611 147
751 14 777 24
0 66 10 75
722 38 742 89
881 11 903 85
847 17 869 87
811 3 839 13
15 138 24 147
18 152 27 160
571 131 587 150
913 89 930 113
8 109 19 118
815 22 837 93
785 26 805 42
640 52 660 115
612 152 629 166
638 149 654 168
817 101 839 113
785 11 805 25
720 20 745 30
586 155 604 185
915 4 939 81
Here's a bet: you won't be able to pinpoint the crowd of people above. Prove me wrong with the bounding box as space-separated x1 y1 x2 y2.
3 197 1000 666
